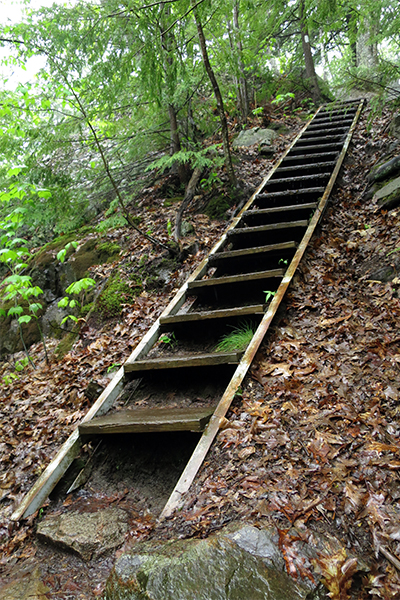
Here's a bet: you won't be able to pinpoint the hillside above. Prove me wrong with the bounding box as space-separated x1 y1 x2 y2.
2 103 400 598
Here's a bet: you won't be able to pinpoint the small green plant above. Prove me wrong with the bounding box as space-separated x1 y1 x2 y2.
56 241 78 263
252 106 264 116
279 258 288 266
107 362 121 373
214 322 255 353
58 277 96 324
387 247 400 257
200 171 223 191
264 290 276 302
159 332 176 346
271 92 295 105
167 220 173 237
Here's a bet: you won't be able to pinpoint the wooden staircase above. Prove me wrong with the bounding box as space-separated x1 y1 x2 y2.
12 99 364 522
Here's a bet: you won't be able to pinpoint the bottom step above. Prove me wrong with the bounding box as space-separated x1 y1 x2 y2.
79 406 215 434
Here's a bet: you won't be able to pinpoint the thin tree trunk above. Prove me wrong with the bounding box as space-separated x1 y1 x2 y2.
299 0 322 103
174 166 203 242
233 2 249 121
191 0 237 189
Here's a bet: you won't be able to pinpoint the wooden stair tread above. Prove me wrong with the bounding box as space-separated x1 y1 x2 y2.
160 304 265 328
256 187 325 200
266 173 331 186
188 269 284 290
244 202 317 215
124 351 242 373
274 162 336 174
291 142 343 153
208 241 296 264
79 406 215 434
227 220 308 236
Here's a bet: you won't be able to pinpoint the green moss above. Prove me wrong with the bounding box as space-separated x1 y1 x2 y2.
204 195 231 220
80 302 94 317
96 242 121 263
96 274 142 318
55 332 78 359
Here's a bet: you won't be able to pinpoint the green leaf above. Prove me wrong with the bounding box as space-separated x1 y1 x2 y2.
65 278 96 295
8 305 24 316
58 297 69 308
18 315 32 324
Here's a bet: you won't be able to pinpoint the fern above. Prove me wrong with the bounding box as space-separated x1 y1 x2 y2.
147 146 224 174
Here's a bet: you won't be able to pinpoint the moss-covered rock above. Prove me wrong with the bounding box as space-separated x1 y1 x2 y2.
96 274 142 319
204 195 231 220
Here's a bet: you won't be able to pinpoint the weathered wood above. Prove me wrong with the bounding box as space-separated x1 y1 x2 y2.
274 162 336 175
227 220 308 237
265 173 331 187
281 152 337 165
79 406 215 434
256 187 325 201
298 134 345 145
160 304 265 328
290 142 343 155
188 269 284 290
244 203 317 216
124 351 242 373
208 241 297 265
160 99 365 520
308 119 353 130
300 127 348 137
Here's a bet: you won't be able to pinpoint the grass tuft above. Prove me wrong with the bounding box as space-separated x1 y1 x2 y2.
214 322 256 353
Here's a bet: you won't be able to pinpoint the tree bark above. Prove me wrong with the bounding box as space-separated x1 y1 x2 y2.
299 0 322 103
233 2 249 121
191 0 237 189
174 166 203 242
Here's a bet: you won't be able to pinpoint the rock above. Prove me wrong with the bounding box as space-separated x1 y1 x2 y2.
233 127 278 149
37 507 128 561
390 113 400 139
369 154 400 183
41 300 71 337
0 568 49 600
373 175 400 210
106 523 318 600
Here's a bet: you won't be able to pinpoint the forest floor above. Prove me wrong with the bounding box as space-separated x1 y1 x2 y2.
2 103 400 599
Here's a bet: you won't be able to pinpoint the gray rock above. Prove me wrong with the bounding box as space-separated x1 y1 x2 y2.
373 175 400 210
0 568 49 600
37 507 128 561
233 128 278 149
390 113 400 139
41 300 71 337
106 523 316 600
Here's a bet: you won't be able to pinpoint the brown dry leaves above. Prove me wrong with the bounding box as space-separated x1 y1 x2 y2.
168 107 400 598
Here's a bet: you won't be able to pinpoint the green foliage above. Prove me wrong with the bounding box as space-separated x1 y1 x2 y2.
96 214 128 233
264 290 276 303
96 274 142 319
58 277 96 325
159 332 177 347
215 322 255 353
148 147 224 174
57 241 78 263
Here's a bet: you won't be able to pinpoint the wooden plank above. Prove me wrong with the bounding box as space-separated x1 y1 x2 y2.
160 99 365 521
187 269 284 290
281 152 337 164
298 134 345 144
125 351 242 373
274 162 336 175
160 304 265 328
256 186 325 200
79 406 215 435
208 241 297 264
265 173 331 186
227 220 308 237
290 142 343 154
244 203 317 215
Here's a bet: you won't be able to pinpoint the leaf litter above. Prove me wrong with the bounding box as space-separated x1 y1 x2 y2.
3 108 400 598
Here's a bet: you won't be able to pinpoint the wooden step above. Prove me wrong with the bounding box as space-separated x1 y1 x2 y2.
295 134 345 145
308 119 353 130
124 351 242 374
244 203 317 216
188 268 285 291
265 173 331 188
281 152 338 165
274 162 336 176
256 187 325 202
208 241 296 266
160 304 265 328
227 220 308 237
79 406 215 435
289 142 343 155
300 126 348 138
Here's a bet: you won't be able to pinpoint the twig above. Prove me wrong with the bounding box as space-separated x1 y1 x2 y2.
380 546 400 573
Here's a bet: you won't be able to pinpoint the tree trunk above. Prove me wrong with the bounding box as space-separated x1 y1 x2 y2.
191 0 237 189
233 2 249 122
174 166 203 242
168 102 189 185
299 0 322 103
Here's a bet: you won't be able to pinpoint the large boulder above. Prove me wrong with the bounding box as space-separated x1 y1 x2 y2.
233 128 278 150
390 113 400 139
106 523 323 600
